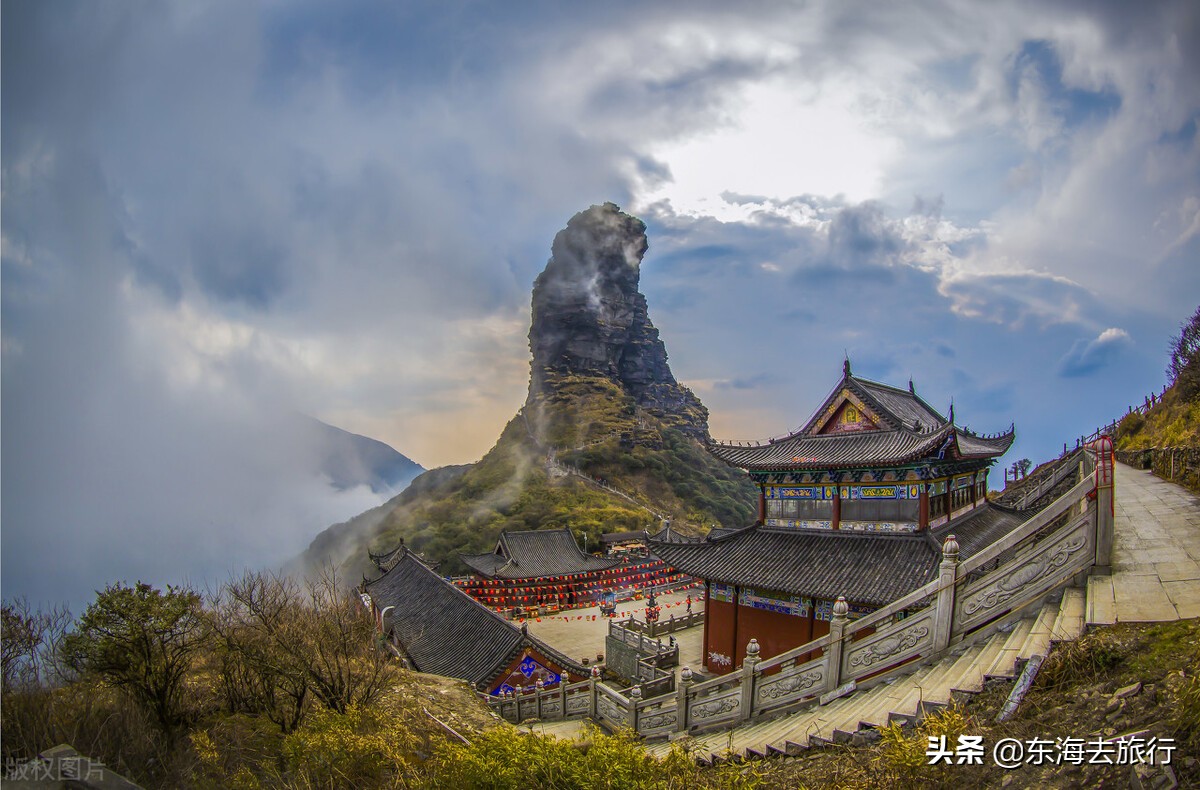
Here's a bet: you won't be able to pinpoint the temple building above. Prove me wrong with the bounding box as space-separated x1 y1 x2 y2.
652 362 1018 674
360 545 589 695
457 527 689 612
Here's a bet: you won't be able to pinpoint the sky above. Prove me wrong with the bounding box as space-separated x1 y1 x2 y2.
3 0 1198 610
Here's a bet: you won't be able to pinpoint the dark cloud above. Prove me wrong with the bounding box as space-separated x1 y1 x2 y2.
826 202 909 267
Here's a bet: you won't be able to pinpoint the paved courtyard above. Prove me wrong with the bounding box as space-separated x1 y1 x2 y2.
1087 462 1200 623
524 587 708 677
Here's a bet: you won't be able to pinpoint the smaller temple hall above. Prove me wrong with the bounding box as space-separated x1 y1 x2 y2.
360 546 588 695
653 362 1020 674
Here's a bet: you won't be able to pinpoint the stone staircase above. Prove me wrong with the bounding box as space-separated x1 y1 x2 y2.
645 587 1087 765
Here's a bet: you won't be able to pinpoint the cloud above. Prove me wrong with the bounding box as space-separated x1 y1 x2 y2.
1057 328 1134 378
3 0 1195 611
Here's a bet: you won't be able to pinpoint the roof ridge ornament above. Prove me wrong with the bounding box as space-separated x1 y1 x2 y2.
843 355 851 378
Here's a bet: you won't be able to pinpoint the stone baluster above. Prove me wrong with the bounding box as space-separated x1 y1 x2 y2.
740 638 761 722
1095 441 1114 569
933 534 960 653
676 666 692 732
824 597 849 693
589 666 600 718
628 685 642 730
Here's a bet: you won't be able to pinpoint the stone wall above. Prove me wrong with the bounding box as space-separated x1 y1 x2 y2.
1116 447 1200 494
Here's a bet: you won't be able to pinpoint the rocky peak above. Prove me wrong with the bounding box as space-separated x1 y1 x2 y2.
527 203 708 438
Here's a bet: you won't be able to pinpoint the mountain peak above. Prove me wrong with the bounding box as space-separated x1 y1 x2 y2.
527 203 707 438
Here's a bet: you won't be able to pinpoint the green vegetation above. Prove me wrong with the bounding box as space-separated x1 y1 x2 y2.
2 570 402 787
1168 304 1200 401
62 582 209 739
3 577 766 789
423 726 760 790
1115 304 1200 451
352 372 756 579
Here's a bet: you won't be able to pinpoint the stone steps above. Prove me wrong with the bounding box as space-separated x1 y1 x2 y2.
1051 586 1086 641
1086 573 1116 625
645 593 1081 765
1017 597 1060 660
983 616 1033 679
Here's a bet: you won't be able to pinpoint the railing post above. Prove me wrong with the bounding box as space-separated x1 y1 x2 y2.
676 666 692 732
535 679 544 720
589 666 599 718
559 677 567 718
628 685 642 731
824 597 849 693
1094 437 1115 569
740 638 760 721
933 534 960 652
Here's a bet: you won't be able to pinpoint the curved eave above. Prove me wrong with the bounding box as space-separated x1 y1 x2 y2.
952 428 1016 459
707 425 955 472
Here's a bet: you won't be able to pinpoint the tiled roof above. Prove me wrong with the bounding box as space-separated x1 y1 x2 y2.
955 430 1016 458
708 369 1013 471
650 521 703 544
460 528 620 579
708 425 954 470
365 551 524 686
651 528 940 606
931 504 1026 560
651 504 1026 607
364 550 586 687
853 378 948 432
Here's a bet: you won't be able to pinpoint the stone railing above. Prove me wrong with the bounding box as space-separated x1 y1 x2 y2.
489 440 1113 738
1014 449 1085 510
617 610 704 638
606 619 678 697
488 667 606 725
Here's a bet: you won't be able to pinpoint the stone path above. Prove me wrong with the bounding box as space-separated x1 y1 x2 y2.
1086 462 1200 623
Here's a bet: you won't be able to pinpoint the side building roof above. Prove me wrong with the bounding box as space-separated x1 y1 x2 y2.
460 527 620 579
651 503 1025 607
364 549 586 688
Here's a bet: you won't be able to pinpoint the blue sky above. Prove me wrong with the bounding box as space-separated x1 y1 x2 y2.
3 0 1198 607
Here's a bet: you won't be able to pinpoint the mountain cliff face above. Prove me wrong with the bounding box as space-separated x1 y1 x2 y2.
297 204 754 580
527 203 707 438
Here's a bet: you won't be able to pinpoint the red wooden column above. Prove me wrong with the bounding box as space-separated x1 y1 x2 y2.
831 486 841 530
919 488 930 530
757 486 767 523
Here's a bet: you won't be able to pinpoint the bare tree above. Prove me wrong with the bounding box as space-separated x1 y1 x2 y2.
2 598 73 693
208 565 396 733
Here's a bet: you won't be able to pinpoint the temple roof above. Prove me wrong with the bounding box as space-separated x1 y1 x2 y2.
460 528 619 579
364 549 585 687
707 365 1014 471
651 528 939 606
651 503 1024 606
